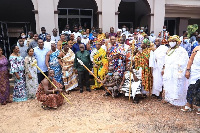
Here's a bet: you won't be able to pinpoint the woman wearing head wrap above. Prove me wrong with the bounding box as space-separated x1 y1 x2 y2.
134 38 153 95
162 35 189 106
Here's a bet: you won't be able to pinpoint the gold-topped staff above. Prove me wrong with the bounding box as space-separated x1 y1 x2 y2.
31 60 72 104
77 58 112 95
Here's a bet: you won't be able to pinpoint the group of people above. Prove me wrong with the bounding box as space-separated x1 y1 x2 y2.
0 24 200 114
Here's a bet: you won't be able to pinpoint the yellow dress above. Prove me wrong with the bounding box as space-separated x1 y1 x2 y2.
91 48 108 89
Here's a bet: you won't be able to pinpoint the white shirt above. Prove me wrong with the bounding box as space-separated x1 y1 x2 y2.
44 41 51 51
149 35 156 43
73 32 82 39
81 38 89 45
51 35 60 44
34 46 49 73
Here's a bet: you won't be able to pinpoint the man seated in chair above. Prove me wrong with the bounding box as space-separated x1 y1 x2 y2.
36 69 64 110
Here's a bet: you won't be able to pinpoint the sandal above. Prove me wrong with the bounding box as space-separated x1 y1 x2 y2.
41 105 50 110
196 108 200 115
1 101 7 105
181 106 193 112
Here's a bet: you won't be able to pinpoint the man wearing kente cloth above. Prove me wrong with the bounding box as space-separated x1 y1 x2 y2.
58 43 78 92
97 28 106 42
36 69 64 110
91 42 108 89
134 38 153 95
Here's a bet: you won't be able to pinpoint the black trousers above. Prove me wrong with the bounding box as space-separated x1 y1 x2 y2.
37 72 48 84
78 71 90 89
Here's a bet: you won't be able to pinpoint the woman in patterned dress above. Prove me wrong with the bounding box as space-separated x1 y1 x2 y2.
24 48 38 99
0 47 11 105
46 43 62 83
9 44 27 102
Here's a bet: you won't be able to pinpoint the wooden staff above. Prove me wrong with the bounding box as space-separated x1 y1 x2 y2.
129 40 136 101
31 60 72 104
77 58 112 95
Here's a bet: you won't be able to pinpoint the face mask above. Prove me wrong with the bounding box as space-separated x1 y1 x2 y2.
140 30 143 33
137 29 139 32
108 72 113 76
122 28 126 32
93 37 97 39
150 34 154 37
184 39 188 43
169 42 176 48
21 35 26 38
163 29 166 31
65 71 69 77
83 35 87 38
64 31 69 35
79 30 82 32
28 35 30 38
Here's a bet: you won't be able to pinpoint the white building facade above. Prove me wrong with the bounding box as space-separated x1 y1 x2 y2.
1 0 200 37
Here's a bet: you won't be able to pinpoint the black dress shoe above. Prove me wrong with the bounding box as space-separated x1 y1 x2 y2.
80 89 83 93
86 87 91 92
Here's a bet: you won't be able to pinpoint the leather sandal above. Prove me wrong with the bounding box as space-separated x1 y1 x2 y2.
181 106 193 112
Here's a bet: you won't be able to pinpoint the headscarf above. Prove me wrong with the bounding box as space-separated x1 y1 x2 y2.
168 35 180 42
143 38 150 46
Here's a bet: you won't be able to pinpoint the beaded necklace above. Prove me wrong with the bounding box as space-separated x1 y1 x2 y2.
167 46 178 56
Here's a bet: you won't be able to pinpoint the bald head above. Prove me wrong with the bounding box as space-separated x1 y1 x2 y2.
79 43 85 52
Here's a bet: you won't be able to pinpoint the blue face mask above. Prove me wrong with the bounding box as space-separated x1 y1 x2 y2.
83 35 87 38
184 39 188 43
65 71 69 77
140 30 143 32
163 29 166 31
137 29 139 32
108 72 113 76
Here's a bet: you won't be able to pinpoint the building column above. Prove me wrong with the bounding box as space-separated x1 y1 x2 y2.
153 0 165 36
101 0 116 33
97 12 102 29
35 0 56 34
179 18 189 36
115 12 120 31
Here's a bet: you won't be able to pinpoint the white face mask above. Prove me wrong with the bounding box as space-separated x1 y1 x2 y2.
169 42 176 48
122 28 126 32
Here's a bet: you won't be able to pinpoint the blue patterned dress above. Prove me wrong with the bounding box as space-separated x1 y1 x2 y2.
9 56 27 102
49 50 62 83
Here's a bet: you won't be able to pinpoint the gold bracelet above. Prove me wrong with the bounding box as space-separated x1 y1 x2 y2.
53 89 54 94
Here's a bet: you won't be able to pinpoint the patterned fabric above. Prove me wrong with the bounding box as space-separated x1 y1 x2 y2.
134 48 153 92
186 80 200 106
36 79 64 108
62 49 78 91
121 71 142 99
91 48 108 89
24 56 38 99
0 57 10 104
108 44 126 77
49 50 62 83
97 33 106 42
9 56 27 102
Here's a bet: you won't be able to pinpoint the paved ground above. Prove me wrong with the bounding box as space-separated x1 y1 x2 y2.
0 88 200 133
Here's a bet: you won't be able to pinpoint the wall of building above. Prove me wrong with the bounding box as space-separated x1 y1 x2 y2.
29 0 200 36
